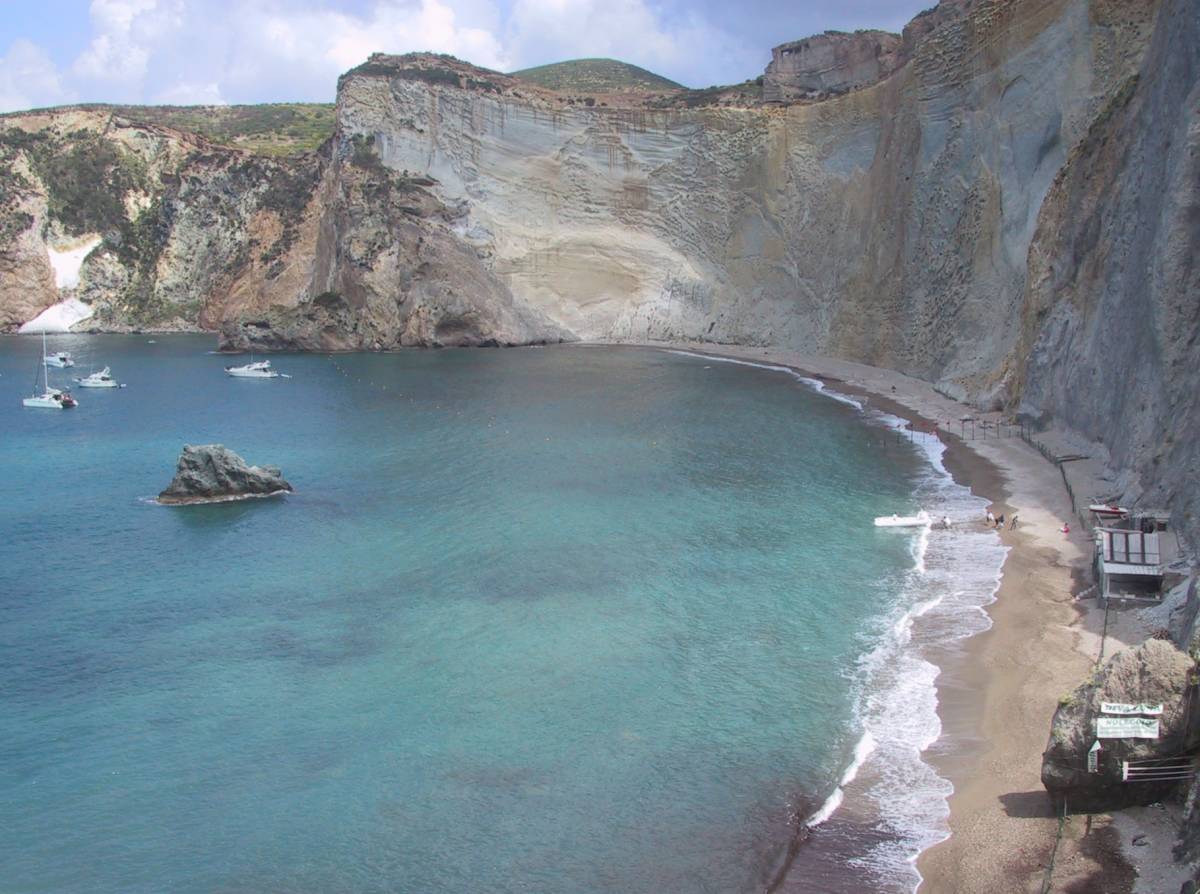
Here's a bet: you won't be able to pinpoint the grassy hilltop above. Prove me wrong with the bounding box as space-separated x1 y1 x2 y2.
510 58 683 93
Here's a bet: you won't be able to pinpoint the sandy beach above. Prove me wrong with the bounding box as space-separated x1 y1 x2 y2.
644 342 1190 893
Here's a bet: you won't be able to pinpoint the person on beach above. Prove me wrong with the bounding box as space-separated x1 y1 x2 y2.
1061 522 1070 535
996 513 1005 529
986 509 995 527
1009 514 1019 530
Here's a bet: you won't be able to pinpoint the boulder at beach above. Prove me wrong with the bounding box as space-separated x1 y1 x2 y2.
158 444 292 505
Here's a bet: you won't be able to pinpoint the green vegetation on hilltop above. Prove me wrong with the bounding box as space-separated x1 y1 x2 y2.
84 103 335 157
510 58 682 93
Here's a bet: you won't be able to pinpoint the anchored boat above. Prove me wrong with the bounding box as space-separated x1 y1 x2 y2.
225 359 283 379
23 333 78 409
44 351 74 368
874 510 931 528
73 367 124 388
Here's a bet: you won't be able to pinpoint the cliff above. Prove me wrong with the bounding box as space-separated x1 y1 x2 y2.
1 0 1195 542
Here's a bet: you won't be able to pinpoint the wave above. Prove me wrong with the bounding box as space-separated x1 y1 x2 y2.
806 730 878 829
664 349 865 409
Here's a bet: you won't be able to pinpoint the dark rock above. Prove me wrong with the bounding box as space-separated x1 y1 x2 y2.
157 444 292 504
1041 640 1194 813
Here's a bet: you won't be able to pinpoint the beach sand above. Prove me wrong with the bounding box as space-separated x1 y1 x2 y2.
644 342 1189 893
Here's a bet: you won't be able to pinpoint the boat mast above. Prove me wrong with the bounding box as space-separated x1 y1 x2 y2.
39 331 48 394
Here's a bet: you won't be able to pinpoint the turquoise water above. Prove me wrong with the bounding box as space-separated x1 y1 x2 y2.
1 337 970 893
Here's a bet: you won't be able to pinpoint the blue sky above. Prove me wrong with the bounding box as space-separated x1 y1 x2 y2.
0 0 930 111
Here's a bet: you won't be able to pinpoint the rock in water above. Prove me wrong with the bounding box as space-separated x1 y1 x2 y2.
157 444 292 505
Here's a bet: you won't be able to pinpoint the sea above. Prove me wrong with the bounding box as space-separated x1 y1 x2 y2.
0 336 1006 894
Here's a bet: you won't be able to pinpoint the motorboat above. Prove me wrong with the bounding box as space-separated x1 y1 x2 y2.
874 510 931 528
225 359 282 378
1089 504 1129 519
44 351 74 368
23 333 78 409
73 367 123 388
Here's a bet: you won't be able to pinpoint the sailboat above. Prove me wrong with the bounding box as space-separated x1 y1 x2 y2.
23 332 78 409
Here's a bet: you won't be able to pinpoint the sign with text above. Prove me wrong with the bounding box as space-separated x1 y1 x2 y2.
1088 740 1101 773
1101 702 1164 716
1097 716 1160 739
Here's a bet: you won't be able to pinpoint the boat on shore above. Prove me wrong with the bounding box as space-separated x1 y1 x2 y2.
73 367 124 388
225 359 283 379
874 510 931 528
23 333 77 409
1089 503 1130 519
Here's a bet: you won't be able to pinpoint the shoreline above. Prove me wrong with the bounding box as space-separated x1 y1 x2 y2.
632 342 1129 892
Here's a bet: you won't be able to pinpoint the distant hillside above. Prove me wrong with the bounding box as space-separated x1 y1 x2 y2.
510 59 682 93
70 103 335 157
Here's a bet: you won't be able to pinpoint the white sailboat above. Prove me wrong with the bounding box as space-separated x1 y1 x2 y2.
44 350 75 368
224 357 285 378
73 366 124 388
23 332 78 409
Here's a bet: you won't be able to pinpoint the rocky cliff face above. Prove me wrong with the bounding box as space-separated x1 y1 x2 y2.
1 0 1194 542
763 31 904 102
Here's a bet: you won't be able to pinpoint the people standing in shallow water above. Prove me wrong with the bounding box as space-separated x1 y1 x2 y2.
1010 514 1019 530
995 513 1005 529
987 509 995 527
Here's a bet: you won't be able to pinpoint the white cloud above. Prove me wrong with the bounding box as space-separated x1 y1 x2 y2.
154 81 226 105
73 0 184 85
0 39 74 113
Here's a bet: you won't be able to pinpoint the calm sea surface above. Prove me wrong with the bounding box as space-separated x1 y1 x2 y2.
0 337 1002 893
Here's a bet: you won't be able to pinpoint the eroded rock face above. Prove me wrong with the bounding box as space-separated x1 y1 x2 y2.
1042 640 1195 813
763 31 903 102
157 444 292 504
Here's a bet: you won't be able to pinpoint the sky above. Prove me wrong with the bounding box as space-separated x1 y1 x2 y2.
0 0 931 112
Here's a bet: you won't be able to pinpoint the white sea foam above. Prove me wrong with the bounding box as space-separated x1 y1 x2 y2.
665 349 865 408
807 730 878 828
668 348 1007 891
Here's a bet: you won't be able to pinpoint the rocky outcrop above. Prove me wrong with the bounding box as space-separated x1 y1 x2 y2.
763 31 903 103
157 444 292 504
1042 640 1196 813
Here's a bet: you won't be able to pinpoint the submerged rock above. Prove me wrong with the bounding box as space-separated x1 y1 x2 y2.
157 444 292 505
1042 640 1196 813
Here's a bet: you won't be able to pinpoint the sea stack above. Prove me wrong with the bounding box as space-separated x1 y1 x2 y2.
157 444 292 505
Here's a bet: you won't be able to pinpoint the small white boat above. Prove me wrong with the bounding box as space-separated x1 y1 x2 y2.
73 367 123 388
23 333 77 409
24 388 78 409
874 510 931 528
1089 504 1129 519
225 359 281 378
44 351 74 368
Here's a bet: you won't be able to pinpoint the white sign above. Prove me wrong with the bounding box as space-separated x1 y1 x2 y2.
1088 740 1101 773
1101 702 1164 716
1097 716 1160 739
